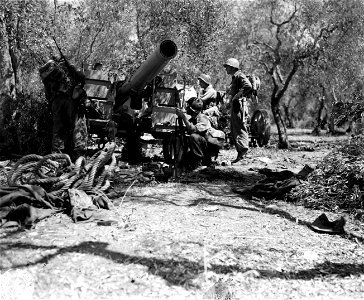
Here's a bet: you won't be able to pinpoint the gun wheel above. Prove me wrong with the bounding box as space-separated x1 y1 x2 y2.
250 109 271 147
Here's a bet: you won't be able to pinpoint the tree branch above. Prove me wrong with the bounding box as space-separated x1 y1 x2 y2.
276 65 284 84
277 60 299 100
83 23 105 61
270 2 297 27
270 2 297 64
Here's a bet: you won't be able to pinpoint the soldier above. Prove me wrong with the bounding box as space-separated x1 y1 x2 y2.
197 73 220 129
197 73 217 110
175 97 219 170
40 58 86 160
223 58 252 163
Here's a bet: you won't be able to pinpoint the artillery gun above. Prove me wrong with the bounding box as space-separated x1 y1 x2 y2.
84 39 271 163
84 40 182 162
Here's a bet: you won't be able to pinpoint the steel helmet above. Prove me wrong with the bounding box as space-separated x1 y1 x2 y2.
223 58 240 69
198 73 211 85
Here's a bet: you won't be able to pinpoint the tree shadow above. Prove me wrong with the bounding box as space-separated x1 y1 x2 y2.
112 166 364 245
245 198 364 245
1 240 363 286
179 169 364 245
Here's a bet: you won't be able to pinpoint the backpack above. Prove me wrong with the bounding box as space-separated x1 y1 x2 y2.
205 127 226 149
247 74 261 97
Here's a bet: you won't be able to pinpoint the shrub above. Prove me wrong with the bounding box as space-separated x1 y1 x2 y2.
288 136 364 213
2 91 52 155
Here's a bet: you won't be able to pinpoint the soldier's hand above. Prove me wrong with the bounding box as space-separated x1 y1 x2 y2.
175 107 185 118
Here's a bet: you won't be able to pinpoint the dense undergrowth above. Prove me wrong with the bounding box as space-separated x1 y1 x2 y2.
289 135 364 214
2 91 52 156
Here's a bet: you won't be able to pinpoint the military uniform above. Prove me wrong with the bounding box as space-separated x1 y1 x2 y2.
176 98 220 169
186 112 211 166
41 60 86 158
227 70 252 155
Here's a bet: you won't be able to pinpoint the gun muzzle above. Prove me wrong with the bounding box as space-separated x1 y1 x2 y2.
129 40 177 93
115 40 178 111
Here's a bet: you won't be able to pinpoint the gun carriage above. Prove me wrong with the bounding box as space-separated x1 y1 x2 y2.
83 40 270 161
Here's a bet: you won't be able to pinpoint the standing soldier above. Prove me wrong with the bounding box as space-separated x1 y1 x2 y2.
223 58 252 163
39 57 86 160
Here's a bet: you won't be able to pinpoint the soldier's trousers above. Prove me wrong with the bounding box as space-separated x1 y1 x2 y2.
188 133 207 163
230 98 249 153
51 92 77 155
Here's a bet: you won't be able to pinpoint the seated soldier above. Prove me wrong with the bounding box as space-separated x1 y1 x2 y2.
198 74 220 128
175 97 220 170
197 74 217 110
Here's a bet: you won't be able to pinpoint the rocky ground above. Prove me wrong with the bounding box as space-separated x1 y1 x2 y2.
1 129 363 300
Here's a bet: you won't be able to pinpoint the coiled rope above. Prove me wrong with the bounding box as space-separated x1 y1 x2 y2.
7 142 117 198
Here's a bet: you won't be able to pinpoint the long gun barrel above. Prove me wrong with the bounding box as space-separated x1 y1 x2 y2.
115 40 178 111
129 40 177 92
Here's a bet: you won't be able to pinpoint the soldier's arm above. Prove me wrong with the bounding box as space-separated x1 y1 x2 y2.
237 74 252 97
200 89 216 101
176 108 196 133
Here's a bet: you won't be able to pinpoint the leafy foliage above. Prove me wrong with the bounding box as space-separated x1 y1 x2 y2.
333 101 364 127
132 0 228 84
3 90 52 155
2 0 364 154
289 136 364 213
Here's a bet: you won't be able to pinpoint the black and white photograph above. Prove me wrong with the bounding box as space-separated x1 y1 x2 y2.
0 0 364 299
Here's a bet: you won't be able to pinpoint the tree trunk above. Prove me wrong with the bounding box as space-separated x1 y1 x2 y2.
271 96 290 148
282 102 293 128
322 86 336 134
312 96 325 135
0 10 16 143
7 4 23 95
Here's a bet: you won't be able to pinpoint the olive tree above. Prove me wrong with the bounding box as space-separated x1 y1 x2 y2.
130 0 228 85
233 0 364 148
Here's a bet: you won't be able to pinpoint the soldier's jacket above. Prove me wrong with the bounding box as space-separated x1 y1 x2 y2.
40 59 86 102
227 70 253 120
228 70 252 100
188 112 211 135
58 61 86 97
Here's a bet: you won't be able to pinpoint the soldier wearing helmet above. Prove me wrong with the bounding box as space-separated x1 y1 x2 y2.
197 73 217 110
197 73 220 128
175 97 218 170
223 58 253 163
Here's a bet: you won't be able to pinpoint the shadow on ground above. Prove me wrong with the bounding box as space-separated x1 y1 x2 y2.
1 240 363 287
117 166 364 245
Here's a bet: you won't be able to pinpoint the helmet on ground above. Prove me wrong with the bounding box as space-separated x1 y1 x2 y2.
223 58 239 69
187 97 203 112
198 74 211 85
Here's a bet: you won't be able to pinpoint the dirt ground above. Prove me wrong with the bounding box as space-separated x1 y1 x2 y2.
1 129 364 300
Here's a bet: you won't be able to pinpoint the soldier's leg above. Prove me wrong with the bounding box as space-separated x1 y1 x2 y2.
64 95 77 157
230 110 249 163
187 133 207 169
51 94 66 153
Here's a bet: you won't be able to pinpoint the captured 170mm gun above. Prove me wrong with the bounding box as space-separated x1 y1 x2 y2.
85 40 179 162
